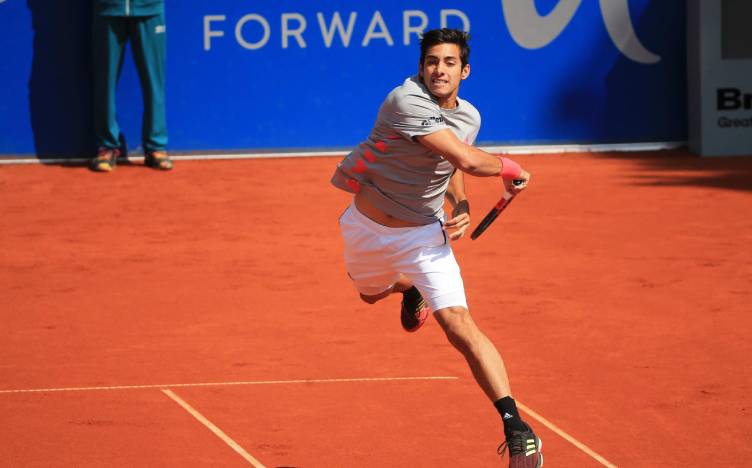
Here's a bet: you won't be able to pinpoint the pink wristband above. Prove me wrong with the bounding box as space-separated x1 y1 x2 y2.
496 156 522 179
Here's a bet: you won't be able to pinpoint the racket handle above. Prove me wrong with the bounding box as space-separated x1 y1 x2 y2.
471 192 516 240
494 191 514 209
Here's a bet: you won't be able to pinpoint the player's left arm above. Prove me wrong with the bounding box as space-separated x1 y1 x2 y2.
444 170 471 241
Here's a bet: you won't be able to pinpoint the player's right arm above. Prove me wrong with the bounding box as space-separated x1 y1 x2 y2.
416 129 530 191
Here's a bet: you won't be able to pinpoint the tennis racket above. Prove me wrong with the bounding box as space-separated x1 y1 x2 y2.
470 180 524 240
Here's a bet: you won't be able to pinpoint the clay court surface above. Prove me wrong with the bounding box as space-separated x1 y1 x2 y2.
1 151 750 467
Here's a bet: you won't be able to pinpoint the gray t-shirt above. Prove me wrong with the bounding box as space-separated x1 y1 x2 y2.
331 75 481 225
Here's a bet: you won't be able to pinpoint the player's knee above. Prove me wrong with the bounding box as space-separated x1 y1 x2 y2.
436 306 478 351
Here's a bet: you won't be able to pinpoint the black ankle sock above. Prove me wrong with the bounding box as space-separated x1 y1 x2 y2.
494 396 526 436
403 286 421 301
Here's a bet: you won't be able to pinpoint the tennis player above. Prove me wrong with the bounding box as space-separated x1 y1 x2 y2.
331 29 542 467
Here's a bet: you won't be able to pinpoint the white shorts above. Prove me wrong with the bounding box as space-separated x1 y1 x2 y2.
338 203 468 312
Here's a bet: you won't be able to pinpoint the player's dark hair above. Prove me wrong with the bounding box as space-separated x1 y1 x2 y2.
419 28 471 67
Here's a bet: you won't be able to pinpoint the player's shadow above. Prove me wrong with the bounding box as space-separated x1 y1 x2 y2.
600 149 752 192
598 3 751 192
543 1 752 191
27 0 93 160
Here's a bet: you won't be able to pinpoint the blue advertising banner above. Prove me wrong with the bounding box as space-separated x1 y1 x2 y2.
0 0 686 157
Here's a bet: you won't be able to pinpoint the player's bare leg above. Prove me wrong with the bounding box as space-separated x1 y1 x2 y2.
433 306 511 399
434 305 542 467
359 275 429 332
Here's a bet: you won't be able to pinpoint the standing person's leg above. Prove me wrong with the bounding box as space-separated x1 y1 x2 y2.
433 306 511 399
340 204 541 464
92 15 128 171
360 254 512 402
396 235 542 467
130 13 171 169
433 306 542 467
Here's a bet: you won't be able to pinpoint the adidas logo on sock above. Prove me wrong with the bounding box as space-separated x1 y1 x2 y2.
503 412 514 420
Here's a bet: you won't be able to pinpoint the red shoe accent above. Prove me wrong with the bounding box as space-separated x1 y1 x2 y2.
401 301 429 333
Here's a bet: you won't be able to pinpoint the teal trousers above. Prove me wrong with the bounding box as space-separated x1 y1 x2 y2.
93 13 167 152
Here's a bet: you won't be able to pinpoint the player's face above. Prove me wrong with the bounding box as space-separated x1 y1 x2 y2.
419 43 470 107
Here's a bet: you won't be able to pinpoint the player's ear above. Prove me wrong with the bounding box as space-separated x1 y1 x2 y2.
418 61 424 80
461 63 470 80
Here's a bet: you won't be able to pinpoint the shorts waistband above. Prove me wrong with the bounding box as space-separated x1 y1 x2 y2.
347 202 439 235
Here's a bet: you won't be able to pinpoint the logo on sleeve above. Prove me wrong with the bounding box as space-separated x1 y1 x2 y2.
421 115 444 126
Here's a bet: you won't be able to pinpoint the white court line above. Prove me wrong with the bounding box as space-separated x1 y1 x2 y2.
1 376 616 466
0 375 458 394
162 388 266 468
517 401 618 468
